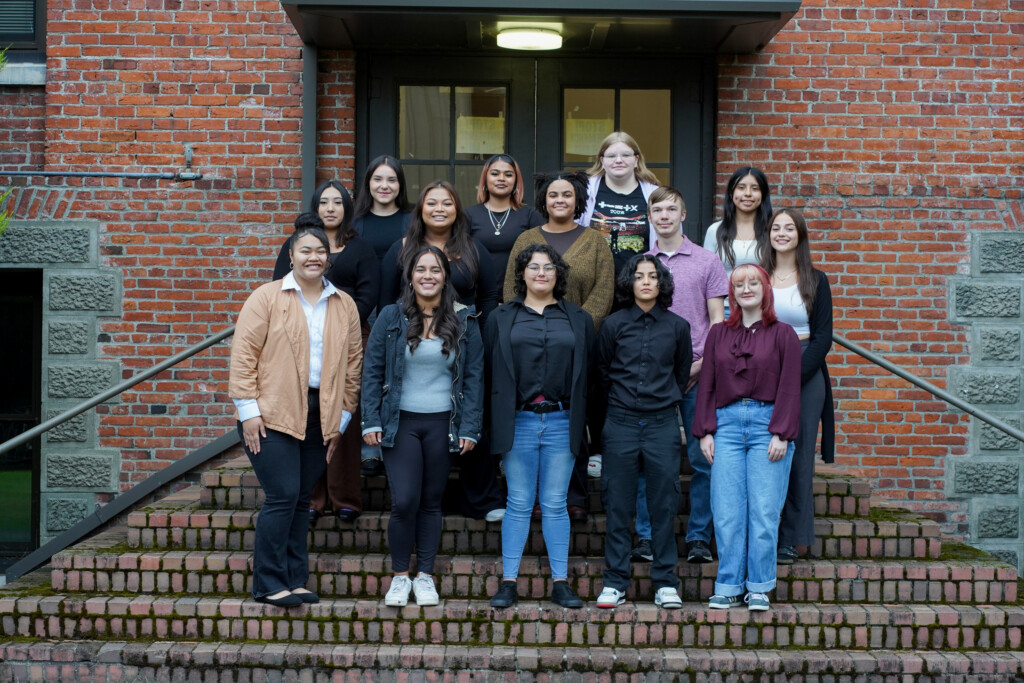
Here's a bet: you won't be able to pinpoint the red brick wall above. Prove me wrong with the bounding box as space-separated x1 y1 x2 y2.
716 0 1024 532
0 86 45 171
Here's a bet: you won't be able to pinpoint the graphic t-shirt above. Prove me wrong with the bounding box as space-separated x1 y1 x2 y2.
590 178 649 275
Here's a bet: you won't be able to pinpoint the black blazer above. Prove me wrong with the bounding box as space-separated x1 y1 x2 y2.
805 269 836 463
484 297 595 456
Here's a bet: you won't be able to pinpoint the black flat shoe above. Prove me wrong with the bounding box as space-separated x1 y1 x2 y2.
335 508 360 522
490 581 518 608
291 590 320 604
255 592 303 607
551 581 583 608
777 545 799 565
308 508 321 525
361 459 384 477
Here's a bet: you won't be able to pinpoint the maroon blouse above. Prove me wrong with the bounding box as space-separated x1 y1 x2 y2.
692 320 802 440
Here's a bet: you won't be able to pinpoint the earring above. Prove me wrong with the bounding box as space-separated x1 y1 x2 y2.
289 262 294 269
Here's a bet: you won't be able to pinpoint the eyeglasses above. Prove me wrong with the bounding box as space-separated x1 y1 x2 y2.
526 264 556 273
602 152 636 160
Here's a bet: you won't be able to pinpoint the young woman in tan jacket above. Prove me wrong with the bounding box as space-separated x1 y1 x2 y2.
229 225 363 607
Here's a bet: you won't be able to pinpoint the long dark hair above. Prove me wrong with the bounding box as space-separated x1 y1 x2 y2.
477 154 526 209
353 155 410 219
534 170 589 221
401 246 460 356
762 208 817 319
399 181 479 284
310 180 356 248
714 166 773 269
512 243 569 300
614 253 674 310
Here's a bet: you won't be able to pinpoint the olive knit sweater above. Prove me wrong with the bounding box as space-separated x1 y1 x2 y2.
502 226 614 328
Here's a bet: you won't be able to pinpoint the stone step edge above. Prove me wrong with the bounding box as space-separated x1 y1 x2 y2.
3 641 1024 677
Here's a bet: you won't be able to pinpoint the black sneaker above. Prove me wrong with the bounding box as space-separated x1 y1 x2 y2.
777 545 799 565
550 581 583 608
630 538 654 562
687 539 713 564
490 581 518 608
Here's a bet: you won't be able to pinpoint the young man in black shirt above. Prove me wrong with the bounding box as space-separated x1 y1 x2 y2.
593 253 692 609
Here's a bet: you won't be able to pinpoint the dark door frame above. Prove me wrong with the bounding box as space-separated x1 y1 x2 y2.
355 51 717 243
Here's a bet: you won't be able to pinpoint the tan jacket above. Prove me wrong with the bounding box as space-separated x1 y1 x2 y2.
229 279 363 441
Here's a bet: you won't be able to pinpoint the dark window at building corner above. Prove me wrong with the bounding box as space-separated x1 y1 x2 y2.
0 0 46 63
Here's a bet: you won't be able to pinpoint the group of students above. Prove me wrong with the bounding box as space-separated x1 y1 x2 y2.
227 130 835 613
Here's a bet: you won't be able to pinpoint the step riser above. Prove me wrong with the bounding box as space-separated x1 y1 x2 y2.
50 561 1018 605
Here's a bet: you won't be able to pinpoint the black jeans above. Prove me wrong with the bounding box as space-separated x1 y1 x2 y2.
600 405 682 591
240 406 327 599
382 411 452 574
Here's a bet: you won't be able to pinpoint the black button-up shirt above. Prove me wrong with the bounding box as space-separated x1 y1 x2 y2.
509 302 574 404
595 304 692 413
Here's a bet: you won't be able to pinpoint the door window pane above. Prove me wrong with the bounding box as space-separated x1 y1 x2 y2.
563 89 614 164
454 86 506 161
403 164 451 202
621 89 671 164
399 86 451 160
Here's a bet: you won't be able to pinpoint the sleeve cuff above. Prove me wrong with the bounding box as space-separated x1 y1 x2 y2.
459 436 478 445
362 426 382 437
339 410 352 434
233 398 261 422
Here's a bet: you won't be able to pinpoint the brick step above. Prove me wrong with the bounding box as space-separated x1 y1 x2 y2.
52 540 1017 605
3 592 1022 650
200 456 873 518
128 505 921 559
4 640 1024 681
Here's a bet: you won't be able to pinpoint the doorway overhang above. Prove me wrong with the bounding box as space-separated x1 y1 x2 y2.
282 0 801 54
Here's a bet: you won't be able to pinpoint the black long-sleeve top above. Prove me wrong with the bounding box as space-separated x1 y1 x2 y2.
804 268 836 462
594 304 692 419
509 302 574 405
378 238 499 327
271 235 380 324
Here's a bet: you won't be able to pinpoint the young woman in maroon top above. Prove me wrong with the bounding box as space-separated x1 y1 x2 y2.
693 263 801 613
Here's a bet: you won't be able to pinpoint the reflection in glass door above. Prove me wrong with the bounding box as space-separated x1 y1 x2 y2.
399 85 508 202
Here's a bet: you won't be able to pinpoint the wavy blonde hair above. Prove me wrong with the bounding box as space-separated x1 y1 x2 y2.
585 131 660 185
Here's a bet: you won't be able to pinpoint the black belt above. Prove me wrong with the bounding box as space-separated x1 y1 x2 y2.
520 400 569 414
307 387 320 410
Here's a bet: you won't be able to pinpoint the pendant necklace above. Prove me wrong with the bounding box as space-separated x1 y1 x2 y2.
488 206 511 235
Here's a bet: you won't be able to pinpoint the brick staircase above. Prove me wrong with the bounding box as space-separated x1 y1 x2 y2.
2 456 1022 681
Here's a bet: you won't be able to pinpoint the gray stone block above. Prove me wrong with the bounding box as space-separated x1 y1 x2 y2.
977 507 1020 538
45 497 91 532
955 371 1019 405
989 549 1019 568
980 328 1021 361
44 409 88 443
45 453 114 489
979 236 1024 274
954 284 1020 318
49 273 118 312
952 461 1019 494
981 416 1023 451
48 364 117 398
0 225 91 264
48 320 90 355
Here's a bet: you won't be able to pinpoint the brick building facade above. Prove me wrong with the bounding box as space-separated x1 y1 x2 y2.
0 0 1021 568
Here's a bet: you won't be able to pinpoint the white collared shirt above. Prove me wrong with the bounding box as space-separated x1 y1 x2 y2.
234 272 352 434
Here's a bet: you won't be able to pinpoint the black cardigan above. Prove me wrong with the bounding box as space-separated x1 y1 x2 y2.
804 268 836 463
484 297 595 456
272 235 380 324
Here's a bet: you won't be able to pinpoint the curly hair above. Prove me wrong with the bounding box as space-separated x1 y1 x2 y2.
512 243 570 300
400 246 460 356
534 170 589 221
614 253 673 310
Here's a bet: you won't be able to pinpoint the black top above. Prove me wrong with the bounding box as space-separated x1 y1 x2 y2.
466 204 544 291
271 235 381 324
378 237 499 327
508 302 574 405
354 211 412 261
805 268 836 463
541 223 587 256
591 178 650 275
595 304 692 417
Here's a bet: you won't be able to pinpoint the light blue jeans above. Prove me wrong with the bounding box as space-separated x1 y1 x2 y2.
501 410 574 580
710 399 794 596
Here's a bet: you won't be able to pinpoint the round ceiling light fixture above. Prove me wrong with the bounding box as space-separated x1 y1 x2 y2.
497 28 563 50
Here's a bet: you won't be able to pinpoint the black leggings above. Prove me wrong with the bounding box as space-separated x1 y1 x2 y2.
382 411 452 574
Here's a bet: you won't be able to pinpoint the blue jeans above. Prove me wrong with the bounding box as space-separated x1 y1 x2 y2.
637 388 705 542
710 399 794 596
501 410 574 580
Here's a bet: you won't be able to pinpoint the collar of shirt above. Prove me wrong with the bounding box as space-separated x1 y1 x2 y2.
281 271 339 302
629 303 665 322
651 235 693 258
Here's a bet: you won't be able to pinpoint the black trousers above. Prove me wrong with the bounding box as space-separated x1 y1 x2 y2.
382 411 452 574
241 407 327 599
457 431 505 518
779 343 826 547
600 405 682 591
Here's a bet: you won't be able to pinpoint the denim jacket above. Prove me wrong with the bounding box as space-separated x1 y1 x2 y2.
360 302 484 452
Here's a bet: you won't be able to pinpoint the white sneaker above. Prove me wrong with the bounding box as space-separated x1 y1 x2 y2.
595 586 626 608
588 454 602 478
412 573 439 606
654 586 682 609
485 508 506 522
384 575 412 607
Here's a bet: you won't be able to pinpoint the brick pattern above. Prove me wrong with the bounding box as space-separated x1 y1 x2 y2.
0 86 45 171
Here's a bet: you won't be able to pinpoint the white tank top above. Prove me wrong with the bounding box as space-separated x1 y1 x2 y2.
773 284 810 336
